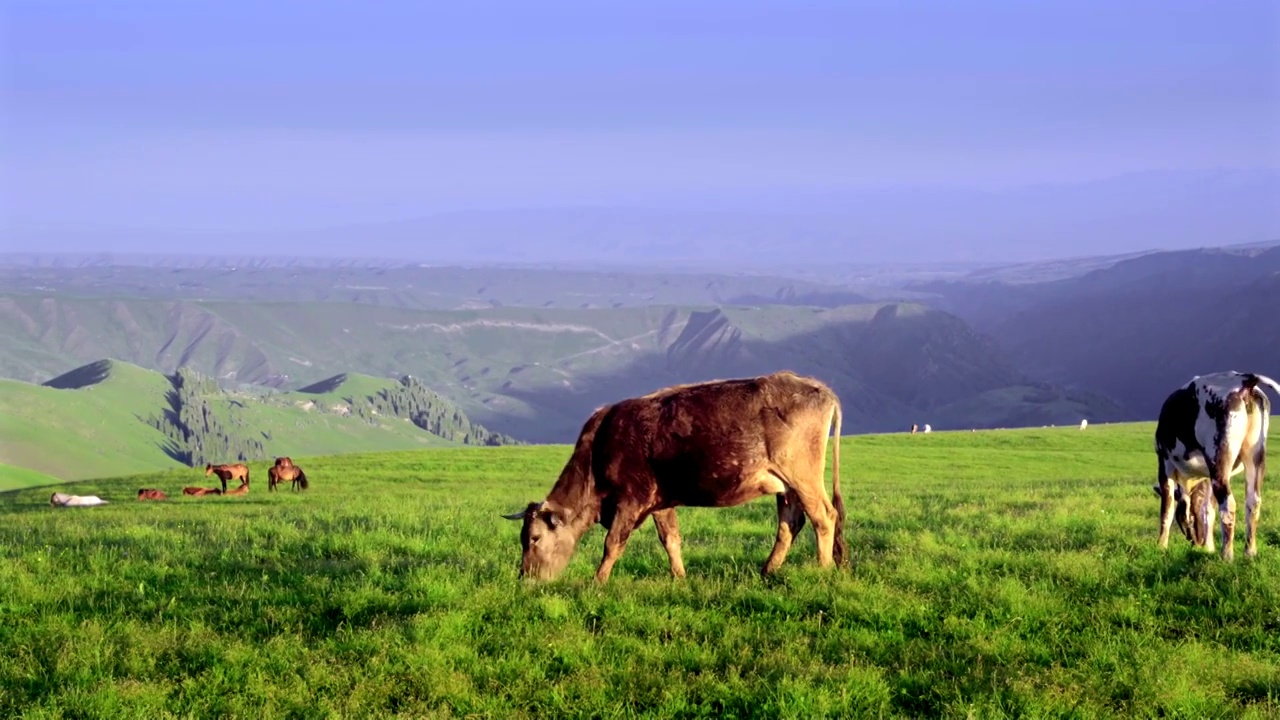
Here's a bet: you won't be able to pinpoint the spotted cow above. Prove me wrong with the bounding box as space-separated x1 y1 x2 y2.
1153 371 1279 560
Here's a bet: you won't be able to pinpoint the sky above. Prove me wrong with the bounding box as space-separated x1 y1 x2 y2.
2 0 1278 261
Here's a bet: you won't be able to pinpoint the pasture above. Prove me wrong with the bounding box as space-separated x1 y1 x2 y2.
2 423 1279 718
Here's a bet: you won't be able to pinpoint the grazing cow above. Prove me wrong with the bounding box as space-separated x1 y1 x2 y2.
182 486 222 496
502 370 846 583
136 488 167 501
268 464 308 491
1154 371 1279 560
49 492 109 507
205 463 250 493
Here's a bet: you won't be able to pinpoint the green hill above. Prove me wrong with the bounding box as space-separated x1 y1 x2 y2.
0 360 514 481
0 463 62 492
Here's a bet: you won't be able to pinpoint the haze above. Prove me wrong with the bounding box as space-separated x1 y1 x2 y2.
3 0 1278 267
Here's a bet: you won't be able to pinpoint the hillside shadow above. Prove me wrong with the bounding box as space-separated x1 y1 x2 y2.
297 374 347 394
42 359 113 389
160 376 193 465
493 305 1103 443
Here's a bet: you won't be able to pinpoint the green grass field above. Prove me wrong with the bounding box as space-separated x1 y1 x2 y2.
2 423 1279 718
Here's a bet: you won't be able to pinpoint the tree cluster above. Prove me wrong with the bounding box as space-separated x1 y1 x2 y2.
145 367 267 466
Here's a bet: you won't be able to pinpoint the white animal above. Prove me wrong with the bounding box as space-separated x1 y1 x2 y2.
1153 371 1280 561
923 424 932 433
49 492 109 507
1080 419 1088 430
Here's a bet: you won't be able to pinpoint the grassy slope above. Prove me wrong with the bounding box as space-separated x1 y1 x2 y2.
2 423 1279 717
0 464 61 492
0 364 186 481
0 363 459 481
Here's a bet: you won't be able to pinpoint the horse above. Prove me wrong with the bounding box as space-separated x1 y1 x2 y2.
137 488 167 501
268 464 308 492
205 462 250 493
223 481 249 496
183 486 222 496
274 456 294 468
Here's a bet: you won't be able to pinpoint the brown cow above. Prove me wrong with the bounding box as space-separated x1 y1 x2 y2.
268 464 308 492
136 488 167 501
502 370 846 583
205 463 250 493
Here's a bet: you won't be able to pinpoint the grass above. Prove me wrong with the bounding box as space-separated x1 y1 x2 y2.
2 422 1279 717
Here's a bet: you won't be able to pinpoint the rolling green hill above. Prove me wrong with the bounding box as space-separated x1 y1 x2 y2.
0 295 1124 443
0 360 514 481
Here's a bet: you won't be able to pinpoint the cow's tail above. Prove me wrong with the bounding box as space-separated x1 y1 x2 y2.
830 398 847 567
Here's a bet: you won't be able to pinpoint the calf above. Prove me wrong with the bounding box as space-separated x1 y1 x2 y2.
1154 371 1279 560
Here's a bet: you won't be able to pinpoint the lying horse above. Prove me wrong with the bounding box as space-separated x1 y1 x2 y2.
50 492 109 507
205 462 250 493
223 482 249 496
268 464 308 492
183 486 222 496
137 488 167 501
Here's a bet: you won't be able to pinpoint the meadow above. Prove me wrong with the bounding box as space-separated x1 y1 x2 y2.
2 423 1279 718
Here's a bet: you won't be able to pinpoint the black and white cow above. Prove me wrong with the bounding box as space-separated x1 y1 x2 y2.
1153 371 1279 560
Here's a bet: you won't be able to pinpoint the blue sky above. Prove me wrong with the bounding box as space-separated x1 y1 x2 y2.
2 0 1277 257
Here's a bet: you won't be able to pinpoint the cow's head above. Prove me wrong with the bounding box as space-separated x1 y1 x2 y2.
502 501 577 580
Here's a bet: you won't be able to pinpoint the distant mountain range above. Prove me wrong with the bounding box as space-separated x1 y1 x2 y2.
0 292 1121 446
2 233 1277 485
910 243 1280 417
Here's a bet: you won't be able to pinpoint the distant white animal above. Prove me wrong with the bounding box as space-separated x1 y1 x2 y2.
923 424 932 433
49 492 109 507
1153 371 1280 561
1080 419 1088 430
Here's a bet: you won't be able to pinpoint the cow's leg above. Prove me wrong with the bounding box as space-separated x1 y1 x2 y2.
651 509 686 578
1245 443 1264 558
762 489 807 575
1157 461 1177 549
595 503 644 583
790 483 838 568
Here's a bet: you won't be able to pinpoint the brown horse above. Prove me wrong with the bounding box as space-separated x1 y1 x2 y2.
268 464 308 492
223 481 249 496
137 488 167 501
274 456 294 468
205 463 250 493
183 486 222 496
